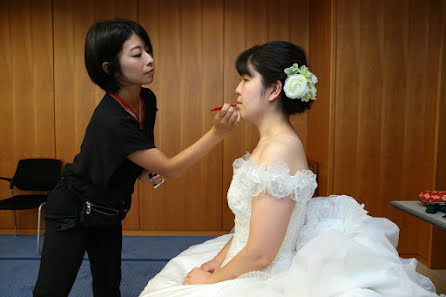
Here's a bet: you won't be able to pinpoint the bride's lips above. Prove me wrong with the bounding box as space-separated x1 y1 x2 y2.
210 103 240 111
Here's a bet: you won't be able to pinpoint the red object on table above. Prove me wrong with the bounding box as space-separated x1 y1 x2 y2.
419 191 446 204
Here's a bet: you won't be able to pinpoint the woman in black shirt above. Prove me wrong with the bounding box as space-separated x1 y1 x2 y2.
33 18 240 297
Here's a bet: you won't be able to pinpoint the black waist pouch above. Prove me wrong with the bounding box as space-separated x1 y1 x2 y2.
58 177 129 229
79 200 128 228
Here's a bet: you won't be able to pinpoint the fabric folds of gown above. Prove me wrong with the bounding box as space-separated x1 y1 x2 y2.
139 154 443 297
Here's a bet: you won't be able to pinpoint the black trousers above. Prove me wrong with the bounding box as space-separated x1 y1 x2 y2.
33 219 122 297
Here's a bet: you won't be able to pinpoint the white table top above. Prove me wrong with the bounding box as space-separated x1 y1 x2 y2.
391 200 446 230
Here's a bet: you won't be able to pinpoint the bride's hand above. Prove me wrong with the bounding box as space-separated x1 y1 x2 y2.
183 267 214 285
200 258 222 273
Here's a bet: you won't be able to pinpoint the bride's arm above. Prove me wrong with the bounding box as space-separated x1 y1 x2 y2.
184 139 306 285
200 237 232 273
211 195 295 282
185 193 295 284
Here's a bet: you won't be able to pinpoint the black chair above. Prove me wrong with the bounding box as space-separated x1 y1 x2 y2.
0 158 61 254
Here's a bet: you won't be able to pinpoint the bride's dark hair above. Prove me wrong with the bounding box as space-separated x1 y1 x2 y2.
235 41 313 115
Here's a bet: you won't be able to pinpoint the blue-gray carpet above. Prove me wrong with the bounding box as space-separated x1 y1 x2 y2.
0 234 214 297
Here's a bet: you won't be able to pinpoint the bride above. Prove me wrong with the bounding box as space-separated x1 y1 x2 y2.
139 41 443 297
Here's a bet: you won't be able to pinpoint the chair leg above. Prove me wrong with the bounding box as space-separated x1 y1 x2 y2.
37 202 46 256
13 210 17 236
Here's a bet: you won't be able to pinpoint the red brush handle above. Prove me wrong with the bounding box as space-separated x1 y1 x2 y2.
210 104 237 111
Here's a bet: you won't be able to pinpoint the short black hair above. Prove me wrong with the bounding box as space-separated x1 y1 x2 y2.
235 41 313 115
84 18 152 93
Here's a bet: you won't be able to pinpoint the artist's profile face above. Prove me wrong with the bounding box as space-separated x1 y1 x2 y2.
118 33 155 86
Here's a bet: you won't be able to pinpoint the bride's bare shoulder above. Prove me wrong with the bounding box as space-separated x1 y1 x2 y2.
259 134 308 173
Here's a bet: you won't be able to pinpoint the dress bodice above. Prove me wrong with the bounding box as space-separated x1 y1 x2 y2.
221 153 317 275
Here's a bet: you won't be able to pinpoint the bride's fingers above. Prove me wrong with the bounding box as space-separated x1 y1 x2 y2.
201 265 211 272
183 275 190 284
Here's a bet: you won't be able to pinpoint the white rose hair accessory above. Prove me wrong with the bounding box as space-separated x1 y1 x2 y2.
283 63 318 102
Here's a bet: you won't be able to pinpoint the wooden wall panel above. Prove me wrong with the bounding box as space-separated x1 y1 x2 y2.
222 0 310 230
53 0 140 230
307 0 335 197
436 0 446 192
0 0 54 230
3 0 444 243
333 0 444 260
429 0 446 269
138 0 224 230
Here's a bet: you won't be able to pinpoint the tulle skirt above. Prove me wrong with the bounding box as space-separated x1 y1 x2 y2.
139 195 443 297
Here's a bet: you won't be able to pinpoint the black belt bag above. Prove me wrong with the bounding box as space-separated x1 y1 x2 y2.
79 200 129 227
56 177 130 229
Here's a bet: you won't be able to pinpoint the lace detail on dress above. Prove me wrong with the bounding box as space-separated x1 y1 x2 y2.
232 153 317 202
236 270 271 280
221 153 318 274
296 195 369 251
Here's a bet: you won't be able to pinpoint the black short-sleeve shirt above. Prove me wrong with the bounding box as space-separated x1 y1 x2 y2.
59 87 157 209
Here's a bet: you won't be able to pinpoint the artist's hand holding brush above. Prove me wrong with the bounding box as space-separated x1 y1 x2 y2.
211 103 241 136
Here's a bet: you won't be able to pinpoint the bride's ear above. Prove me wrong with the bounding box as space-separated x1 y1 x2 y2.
267 80 283 102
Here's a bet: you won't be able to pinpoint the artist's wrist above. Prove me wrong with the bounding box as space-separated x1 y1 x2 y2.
209 126 227 139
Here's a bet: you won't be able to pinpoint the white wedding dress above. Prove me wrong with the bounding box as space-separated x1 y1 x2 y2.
139 153 443 297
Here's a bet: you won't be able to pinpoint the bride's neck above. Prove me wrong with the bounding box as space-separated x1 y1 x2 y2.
257 111 294 140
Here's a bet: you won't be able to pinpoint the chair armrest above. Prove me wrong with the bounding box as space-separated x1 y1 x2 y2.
0 177 13 189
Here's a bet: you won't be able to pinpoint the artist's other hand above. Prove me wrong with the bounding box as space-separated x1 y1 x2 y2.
138 170 163 185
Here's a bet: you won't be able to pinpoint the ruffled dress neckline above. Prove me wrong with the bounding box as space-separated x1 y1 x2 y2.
235 152 315 176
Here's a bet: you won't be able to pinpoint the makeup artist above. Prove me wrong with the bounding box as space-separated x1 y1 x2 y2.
33 18 240 297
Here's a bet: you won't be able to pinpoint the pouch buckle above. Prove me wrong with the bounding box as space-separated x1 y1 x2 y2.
86 201 92 214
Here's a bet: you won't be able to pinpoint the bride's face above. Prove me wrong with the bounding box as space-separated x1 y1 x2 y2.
235 69 268 122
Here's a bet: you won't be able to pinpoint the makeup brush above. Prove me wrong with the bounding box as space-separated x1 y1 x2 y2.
210 104 238 111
